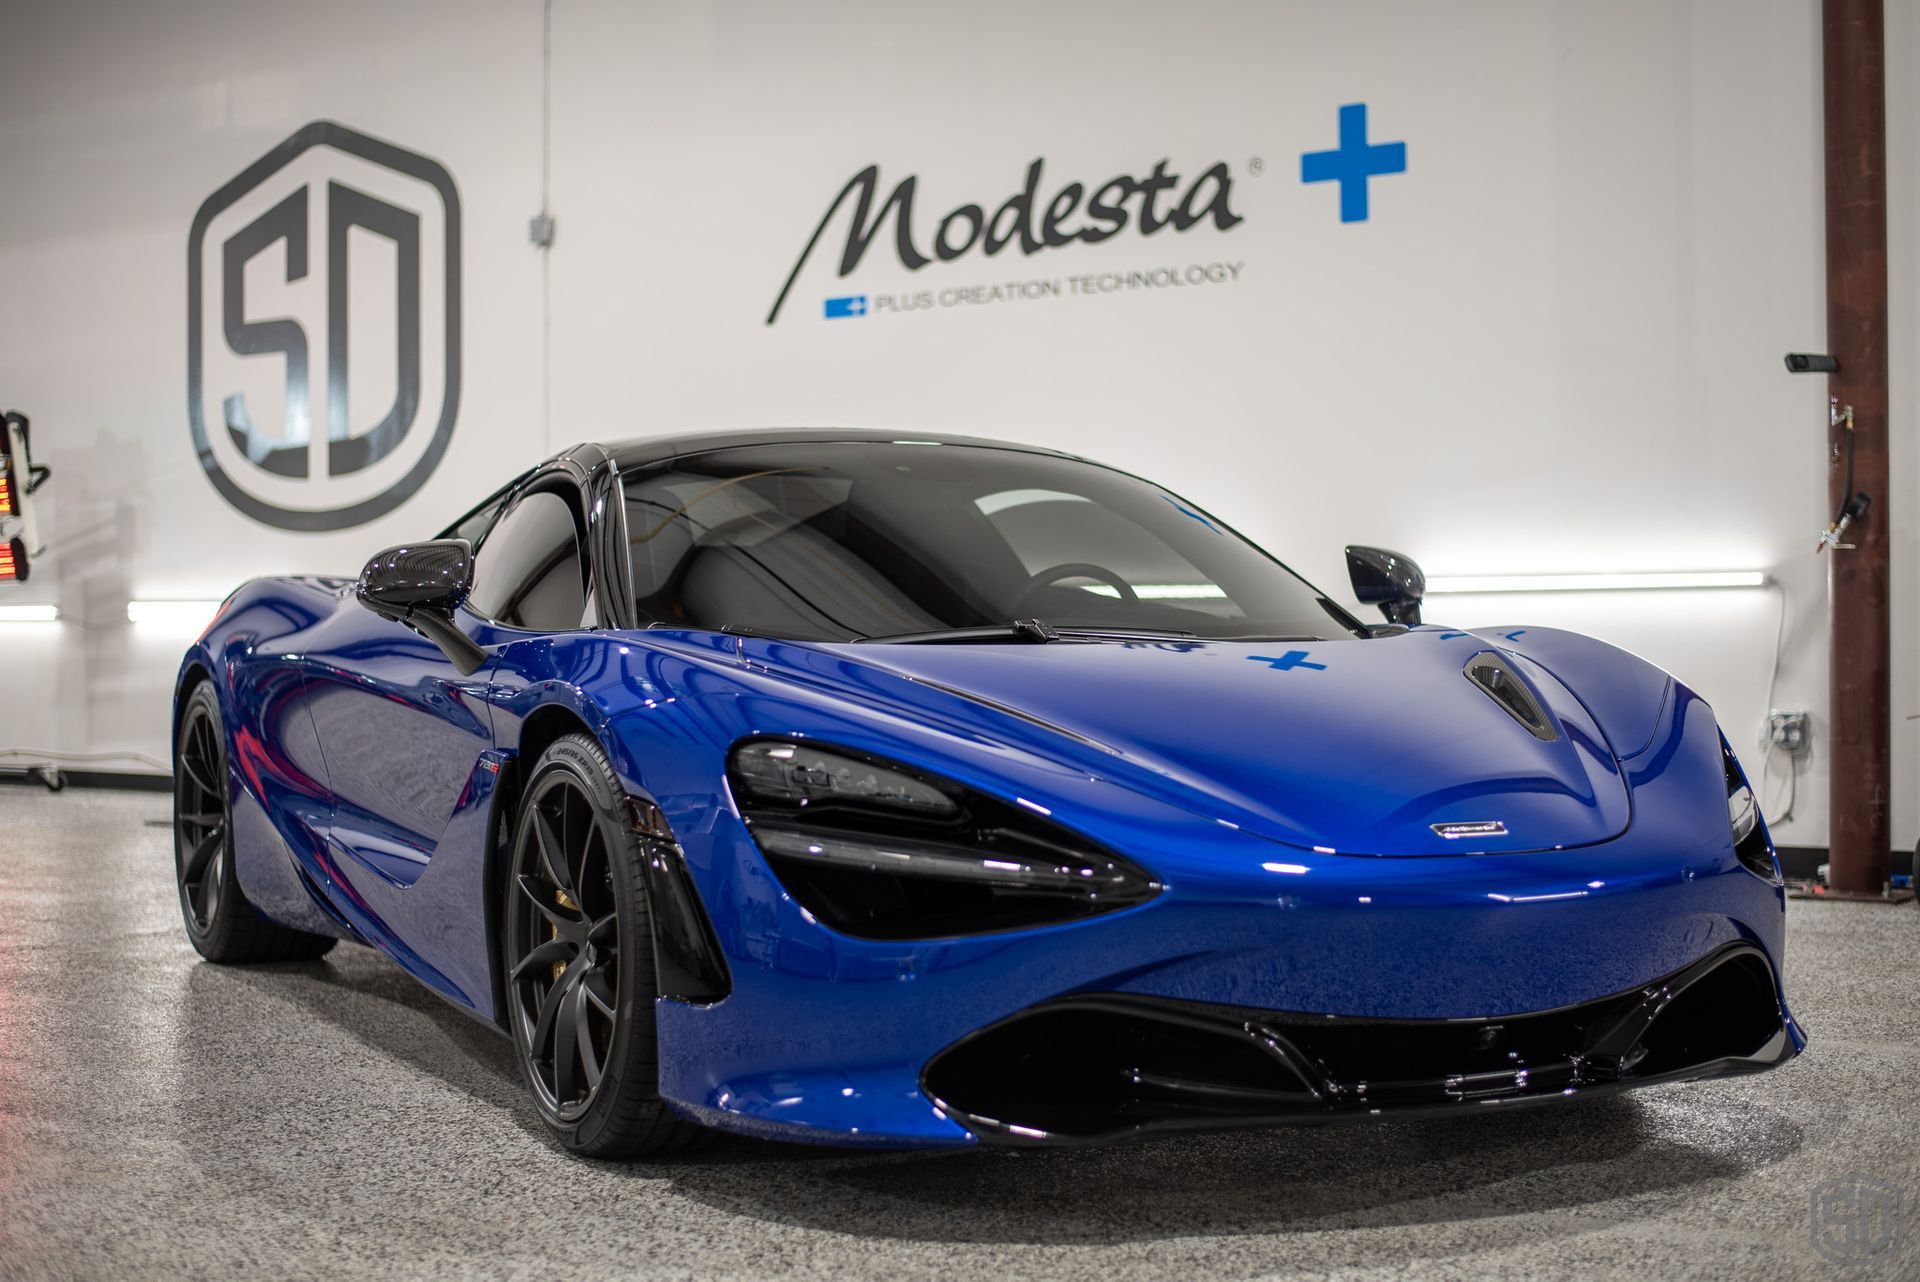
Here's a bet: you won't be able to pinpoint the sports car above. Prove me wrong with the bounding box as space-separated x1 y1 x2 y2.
172 429 1804 1156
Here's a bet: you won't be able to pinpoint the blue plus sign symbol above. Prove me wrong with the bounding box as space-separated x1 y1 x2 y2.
1249 650 1327 672
1301 103 1406 223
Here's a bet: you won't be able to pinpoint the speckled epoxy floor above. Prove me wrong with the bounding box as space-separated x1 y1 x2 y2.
1 787 1915 1281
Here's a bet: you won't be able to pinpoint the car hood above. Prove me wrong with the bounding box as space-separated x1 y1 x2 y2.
753 629 1632 856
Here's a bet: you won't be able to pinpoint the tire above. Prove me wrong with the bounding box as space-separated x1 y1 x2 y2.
173 682 337 963
501 733 713 1158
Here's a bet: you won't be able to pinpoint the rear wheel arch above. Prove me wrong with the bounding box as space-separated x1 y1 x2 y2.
172 679 336 963
173 662 215 742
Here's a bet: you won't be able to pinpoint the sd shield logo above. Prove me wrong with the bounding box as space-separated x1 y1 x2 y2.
188 121 460 531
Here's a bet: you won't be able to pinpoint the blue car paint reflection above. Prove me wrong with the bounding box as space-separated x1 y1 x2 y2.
177 581 1800 1147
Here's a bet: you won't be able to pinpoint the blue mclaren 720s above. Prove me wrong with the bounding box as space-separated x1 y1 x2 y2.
172 430 1803 1156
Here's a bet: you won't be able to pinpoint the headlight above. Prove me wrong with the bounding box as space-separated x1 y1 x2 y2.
728 739 1161 940
1721 737 1780 883
1728 783 1758 847
731 741 959 815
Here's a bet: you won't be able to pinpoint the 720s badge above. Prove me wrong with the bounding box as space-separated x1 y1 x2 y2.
1431 820 1509 839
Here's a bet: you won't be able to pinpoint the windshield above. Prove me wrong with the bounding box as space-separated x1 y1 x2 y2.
620 442 1358 642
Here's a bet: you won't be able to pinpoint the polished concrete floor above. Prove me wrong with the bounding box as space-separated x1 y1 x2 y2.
1 786 1915 1281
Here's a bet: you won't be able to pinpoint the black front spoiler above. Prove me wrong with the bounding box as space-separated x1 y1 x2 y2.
923 943 1801 1148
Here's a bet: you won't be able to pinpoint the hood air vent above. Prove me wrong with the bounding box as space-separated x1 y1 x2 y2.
1464 653 1558 741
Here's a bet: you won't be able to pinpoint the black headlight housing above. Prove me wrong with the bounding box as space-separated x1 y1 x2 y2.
1721 736 1781 884
727 739 1162 940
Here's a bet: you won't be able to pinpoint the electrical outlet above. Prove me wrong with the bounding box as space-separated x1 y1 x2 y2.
1768 709 1811 755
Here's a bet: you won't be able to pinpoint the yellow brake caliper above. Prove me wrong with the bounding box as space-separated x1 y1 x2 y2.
553 887 579 982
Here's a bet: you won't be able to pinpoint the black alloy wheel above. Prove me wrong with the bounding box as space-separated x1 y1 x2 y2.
508 768 621 1120
173 682 336 962
175 695 229 936
502 734 711 1157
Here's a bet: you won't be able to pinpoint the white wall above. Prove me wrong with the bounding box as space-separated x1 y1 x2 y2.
0 0 547 764
0 0 1909 852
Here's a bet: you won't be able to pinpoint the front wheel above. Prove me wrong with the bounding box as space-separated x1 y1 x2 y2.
502 734 712 1158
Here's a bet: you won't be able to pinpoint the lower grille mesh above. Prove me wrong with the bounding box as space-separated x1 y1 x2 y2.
923 945 1790 1145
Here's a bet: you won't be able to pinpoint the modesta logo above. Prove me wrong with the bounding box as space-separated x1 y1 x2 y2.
188 121 461 531
766 158 1243 324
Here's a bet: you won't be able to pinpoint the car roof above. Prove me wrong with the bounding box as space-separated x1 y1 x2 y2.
600 428 1089 472
442 430 1104 544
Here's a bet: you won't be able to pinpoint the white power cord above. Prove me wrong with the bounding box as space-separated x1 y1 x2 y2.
1758 580 1797 826
0 747 168 771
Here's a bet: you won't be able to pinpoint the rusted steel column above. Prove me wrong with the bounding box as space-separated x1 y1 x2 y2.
1822 0 1893 894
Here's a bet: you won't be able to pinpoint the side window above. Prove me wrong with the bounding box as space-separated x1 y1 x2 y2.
466 489 588 631
444 492 508 546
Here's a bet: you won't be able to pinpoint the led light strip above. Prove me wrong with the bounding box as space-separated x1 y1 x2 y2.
127 599 225 626
1425 571 1767 595
1080 583 1228 599
0 603 59 623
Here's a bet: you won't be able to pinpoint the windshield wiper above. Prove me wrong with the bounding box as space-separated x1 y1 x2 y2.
719 620 1291 645
856 621 1200 645
855 620 1064 645
1055 626 1197 641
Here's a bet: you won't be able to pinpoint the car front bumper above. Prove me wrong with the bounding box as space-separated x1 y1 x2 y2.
655 807 1801 1148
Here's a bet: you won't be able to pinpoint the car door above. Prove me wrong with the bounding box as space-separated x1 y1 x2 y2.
305 480 589 908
